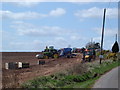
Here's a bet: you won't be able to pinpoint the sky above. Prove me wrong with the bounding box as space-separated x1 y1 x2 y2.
0 1 119 52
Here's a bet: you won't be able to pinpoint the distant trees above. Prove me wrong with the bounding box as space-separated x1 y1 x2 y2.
85 42 100 49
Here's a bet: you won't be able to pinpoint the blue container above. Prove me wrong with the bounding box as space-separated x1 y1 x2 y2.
63 48 72 55
59 48 72 56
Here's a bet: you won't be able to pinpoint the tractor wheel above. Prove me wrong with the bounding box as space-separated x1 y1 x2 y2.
54 54 59 59
67 55 70 58
44 55 49 59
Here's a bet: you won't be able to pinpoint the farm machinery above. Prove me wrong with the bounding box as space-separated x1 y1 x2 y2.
36 46 59 59
36 46 76 59
83 48 96 62
58 48 76 58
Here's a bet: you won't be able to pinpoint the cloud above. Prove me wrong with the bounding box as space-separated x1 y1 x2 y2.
93 27 118 37
93 37 101 42
11 21 65 36
70 35 87 41
1 10 47 20
10 21 92 48
49 8 66 16
2 30 45 51
9 40 45 51
74 7 118 19
11 21 89 41
9 38 68 51
1 8 66 20
70 36 79 40
55 37 66 41
17 26 62 36
103 40 114 50
14 2 40 7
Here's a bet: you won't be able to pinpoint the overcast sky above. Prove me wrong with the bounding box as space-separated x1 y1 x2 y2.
1 1 118 52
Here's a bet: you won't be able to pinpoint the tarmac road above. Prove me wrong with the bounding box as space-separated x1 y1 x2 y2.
93 66 120 88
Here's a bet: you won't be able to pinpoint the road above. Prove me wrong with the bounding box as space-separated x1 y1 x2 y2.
93 66 120 88
93 67 120 88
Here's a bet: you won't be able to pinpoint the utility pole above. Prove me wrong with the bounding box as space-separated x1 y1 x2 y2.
91 38 93 43
100 8 106 64
116 34 117 41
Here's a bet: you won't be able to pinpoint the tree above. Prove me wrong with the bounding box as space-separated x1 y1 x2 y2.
112 41 119 53
94 43 100 49
86 42 100 49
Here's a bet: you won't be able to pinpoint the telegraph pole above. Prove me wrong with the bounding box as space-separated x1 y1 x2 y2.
100 8 106 64
116 34 117 41
91 38 93 43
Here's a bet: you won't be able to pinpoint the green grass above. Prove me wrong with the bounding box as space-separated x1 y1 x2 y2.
63 77 99 88
21 60 120 88
74 60 120 88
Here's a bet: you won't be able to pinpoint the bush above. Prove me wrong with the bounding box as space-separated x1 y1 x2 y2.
96 50 110 56
67 63 89 75
21 60 120 88
117 53 120 60
107 53 116 59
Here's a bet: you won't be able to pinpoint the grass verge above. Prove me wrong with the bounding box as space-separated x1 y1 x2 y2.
21 59 120 89
65 61 119 88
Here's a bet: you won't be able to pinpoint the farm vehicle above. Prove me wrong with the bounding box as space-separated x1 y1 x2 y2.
83 49 96 62
36 46 76 59
58 48 76 58
36 46 59 59
72 48 82 53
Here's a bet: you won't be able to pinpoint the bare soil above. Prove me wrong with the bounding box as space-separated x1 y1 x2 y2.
1 52 82 88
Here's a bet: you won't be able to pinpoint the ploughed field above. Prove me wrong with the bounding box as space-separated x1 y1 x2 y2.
1 52 82 88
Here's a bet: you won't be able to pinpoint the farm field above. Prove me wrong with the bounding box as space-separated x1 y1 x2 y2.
1 52 82 88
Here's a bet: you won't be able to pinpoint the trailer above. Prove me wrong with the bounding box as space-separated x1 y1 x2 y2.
58 48 76 58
